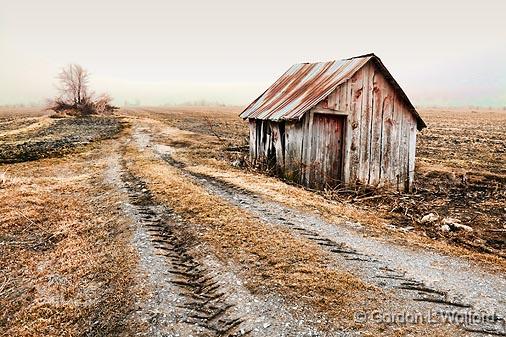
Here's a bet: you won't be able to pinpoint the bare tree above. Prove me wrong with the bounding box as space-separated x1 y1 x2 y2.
56 64 91 106
48 64 117 116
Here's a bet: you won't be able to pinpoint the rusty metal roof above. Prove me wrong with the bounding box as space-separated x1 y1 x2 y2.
240 53 426 130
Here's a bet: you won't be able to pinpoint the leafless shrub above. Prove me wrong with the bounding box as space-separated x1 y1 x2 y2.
94 93 115 115
57 64 91 106
47 64 118 116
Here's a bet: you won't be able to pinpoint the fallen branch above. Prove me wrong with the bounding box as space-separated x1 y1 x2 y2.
0 275 10 297
15 210 51 236
352 194 385 203
203 116 225 142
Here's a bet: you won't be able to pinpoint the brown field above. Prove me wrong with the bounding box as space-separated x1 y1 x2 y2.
0 106 504 337
122 106 506 258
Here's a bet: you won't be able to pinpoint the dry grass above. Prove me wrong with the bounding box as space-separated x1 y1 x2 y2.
122 140 380 323
0 106 48 118
0 141 138 337
126 107 505 269
0 107 473 335
120 106 245 142
189 164 505 269
417 107 506 176
122 134 460 336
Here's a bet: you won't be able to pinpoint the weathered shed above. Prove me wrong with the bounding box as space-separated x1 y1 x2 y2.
240 53 426 191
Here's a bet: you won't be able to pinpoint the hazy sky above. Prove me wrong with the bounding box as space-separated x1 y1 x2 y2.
1 0 505 107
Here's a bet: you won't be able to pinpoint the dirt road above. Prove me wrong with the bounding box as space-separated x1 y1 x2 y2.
127 118 505 336
1 111 504 336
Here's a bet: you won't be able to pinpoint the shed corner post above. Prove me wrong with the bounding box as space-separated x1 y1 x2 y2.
407 119 417 193
302 111 315 186
248 118 257 165
342 113 353 185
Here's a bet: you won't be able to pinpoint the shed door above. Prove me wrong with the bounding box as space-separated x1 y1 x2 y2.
308 114 345 189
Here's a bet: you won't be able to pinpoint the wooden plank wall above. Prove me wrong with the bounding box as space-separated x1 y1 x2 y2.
329 60 417 191
248 60 418 191
254 120 277 167
284 119 305 181
248 119 256 164
306 114 345 189
249 118 305 181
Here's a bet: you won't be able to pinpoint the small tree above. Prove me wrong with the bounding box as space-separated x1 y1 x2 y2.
48 64 117 116
58 64 91 106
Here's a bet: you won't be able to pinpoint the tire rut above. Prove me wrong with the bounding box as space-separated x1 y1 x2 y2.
155 151 506 336
120 164 250 337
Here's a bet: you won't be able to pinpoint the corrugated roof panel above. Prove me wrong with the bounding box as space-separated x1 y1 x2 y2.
240 53 426 130
240 55 372 121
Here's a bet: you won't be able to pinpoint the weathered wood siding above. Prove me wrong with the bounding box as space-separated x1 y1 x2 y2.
249 120 279 168
248 119 256 163
284 119 305 181
303 113 345 189
248 59 418 191
248 119 289 175
330 60 417 191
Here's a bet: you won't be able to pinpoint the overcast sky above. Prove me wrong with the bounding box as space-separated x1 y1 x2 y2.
1 0 505 107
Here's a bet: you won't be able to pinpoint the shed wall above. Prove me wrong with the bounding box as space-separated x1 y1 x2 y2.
327 61 417 190
248 60 418 191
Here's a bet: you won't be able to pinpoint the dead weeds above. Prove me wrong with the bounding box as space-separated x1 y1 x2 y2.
121 141 385 328
126 107 505 267
0 142 138 337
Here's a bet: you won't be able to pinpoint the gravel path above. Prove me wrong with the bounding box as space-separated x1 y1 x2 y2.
186 170 506 335
106 135 347 337
194 173 505 312
143 127 506 336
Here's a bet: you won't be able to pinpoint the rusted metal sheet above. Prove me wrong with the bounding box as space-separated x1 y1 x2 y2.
247 54 422 192
241 56 371 122
240 53 426 131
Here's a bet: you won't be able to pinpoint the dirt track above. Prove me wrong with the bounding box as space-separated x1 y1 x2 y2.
123 106 505 258
106 152 341 336
1 110 505 336
132 121 505 336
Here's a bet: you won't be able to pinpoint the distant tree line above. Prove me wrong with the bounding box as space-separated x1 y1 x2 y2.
162 99 228 107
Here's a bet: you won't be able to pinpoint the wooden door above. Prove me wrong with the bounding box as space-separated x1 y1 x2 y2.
308 114 345 189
